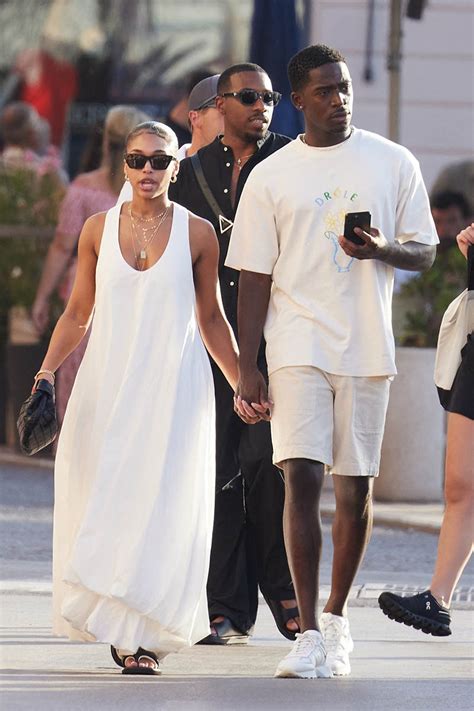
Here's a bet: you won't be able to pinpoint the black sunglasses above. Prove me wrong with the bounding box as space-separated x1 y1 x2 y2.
220 89 281 107
124 153 176 170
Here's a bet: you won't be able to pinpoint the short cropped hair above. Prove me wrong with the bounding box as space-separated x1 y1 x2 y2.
431 190 470 218
217 63 267 93
288 44 346 92
125 121 179 156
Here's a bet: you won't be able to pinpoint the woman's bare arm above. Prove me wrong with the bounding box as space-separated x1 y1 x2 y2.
190 214 239 391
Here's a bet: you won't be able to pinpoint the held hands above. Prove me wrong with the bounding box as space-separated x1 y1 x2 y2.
339 226 389 260
456 223 474 259
233 367 273 425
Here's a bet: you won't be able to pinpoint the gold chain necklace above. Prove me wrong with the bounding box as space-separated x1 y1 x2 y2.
235 152 255 170
129 204 169 270
130 208 167 225
129 207 168 239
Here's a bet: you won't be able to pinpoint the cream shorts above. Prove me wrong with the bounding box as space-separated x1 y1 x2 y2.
268 366 391 477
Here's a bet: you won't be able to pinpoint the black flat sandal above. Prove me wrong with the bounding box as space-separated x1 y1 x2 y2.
111 645 161 675
196 617 249 645
123 647 161 676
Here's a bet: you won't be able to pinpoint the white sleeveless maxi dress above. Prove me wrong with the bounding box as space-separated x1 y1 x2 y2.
52 202 215 654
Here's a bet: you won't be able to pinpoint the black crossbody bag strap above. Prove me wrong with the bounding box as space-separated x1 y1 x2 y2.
190 152 226 223
468 244 474 291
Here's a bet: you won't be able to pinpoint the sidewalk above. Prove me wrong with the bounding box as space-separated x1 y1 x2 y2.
0 445 445 534
1 591 473 711
1 447 472 710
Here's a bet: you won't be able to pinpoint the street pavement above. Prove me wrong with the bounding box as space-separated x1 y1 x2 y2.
1 457 473 710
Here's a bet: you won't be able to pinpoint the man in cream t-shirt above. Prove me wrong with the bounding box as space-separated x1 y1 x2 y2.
226 43 438 680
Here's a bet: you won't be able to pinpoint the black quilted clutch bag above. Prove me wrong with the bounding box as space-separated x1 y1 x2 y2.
17 378 58 455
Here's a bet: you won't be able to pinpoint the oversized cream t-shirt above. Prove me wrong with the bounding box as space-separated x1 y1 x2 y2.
225 128 438 377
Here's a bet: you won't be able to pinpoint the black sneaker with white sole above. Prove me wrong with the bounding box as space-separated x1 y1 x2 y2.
378 589 451 636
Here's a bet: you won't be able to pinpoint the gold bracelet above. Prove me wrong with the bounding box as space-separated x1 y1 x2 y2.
34 369 56 383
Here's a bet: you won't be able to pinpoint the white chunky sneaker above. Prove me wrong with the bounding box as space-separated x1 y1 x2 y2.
274 630 332 679
320 612 354 676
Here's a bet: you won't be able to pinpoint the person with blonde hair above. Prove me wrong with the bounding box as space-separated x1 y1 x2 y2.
32 120 239 674
32 104 150 422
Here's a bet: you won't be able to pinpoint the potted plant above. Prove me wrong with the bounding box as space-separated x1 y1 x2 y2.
397 247 467 347
0 153 65 446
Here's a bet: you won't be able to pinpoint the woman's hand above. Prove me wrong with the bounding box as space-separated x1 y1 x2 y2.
456 223 474 259
31 370 55 393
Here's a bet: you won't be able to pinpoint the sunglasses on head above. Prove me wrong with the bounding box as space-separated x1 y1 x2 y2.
124 153 176 170
220 89 281 107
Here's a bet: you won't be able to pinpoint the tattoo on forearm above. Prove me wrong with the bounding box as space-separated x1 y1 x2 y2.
378 242 436 271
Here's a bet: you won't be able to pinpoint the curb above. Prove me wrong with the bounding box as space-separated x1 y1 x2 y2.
0 448 54 470
320 507 442 534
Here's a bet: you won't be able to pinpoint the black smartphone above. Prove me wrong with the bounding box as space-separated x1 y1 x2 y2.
343 211 371 246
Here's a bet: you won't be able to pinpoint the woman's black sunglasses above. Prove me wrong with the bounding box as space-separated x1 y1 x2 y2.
124 153 176 170
220 89 282 107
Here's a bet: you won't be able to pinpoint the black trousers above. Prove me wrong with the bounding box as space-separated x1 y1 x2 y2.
207 364 294 634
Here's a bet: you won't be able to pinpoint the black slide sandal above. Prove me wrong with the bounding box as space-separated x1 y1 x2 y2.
196 617 249 645
264 598 300 641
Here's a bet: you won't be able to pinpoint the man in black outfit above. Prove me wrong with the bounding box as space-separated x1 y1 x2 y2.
169 63 299 644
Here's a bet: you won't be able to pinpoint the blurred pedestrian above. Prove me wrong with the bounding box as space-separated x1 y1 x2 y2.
177 74 223 160
164 68 216 147
395 190 470 346
33 121 238 675
431 190 471 254
431 160 474 220
0 101 66 183
32 105 150 423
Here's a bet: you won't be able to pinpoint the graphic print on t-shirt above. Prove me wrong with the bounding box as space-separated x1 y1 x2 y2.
315 187 359 273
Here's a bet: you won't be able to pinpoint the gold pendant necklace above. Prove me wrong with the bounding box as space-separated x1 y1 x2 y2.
235 152 255 170
130 208 168 244
129 204 170 269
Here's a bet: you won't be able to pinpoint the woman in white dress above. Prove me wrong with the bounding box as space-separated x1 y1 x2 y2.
32 122 240 675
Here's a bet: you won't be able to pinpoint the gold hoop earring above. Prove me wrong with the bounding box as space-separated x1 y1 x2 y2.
170 175 177 183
